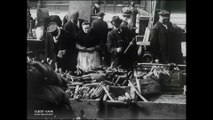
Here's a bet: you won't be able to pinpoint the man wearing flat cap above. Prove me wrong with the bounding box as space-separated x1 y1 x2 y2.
91 11 109 66
149 10 184 64
47 22 78 72
107 16 137 69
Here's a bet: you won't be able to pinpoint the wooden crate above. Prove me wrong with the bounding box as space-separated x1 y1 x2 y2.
69 99 101 119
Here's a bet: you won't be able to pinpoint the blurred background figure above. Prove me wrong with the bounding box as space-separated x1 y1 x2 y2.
122 2 138 37
35 6 50 40
45 15 63 65
27 9 35 38
91 2 100 15
129 2 138 29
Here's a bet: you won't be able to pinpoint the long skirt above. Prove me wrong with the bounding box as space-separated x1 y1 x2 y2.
77 51 101 72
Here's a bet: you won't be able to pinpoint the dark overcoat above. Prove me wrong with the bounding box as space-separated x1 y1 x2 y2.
54 29 78 72
149 21 183 64
62 19 85 36
91 19 108 46
106 27 137 69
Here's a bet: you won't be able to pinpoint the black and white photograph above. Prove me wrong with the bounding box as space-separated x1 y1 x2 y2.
27 0 186 119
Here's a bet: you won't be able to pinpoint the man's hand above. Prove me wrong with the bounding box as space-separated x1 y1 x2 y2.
155 59 159 63
57 50 66 58
87 47 95 53
41 57 53 66
116 47 122 53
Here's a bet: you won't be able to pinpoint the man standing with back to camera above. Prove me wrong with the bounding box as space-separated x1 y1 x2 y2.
91 11 109 66
149 10 184 64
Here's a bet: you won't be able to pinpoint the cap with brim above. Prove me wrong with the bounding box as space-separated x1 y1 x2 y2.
67 10 79 20
158 10 170 17
97 11 105 17
111 16 122 26
47 22 58 33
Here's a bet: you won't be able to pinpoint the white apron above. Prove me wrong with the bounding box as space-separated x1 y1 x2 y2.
77 51 101 72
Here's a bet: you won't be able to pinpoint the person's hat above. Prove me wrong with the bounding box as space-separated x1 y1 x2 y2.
97 11 105 17
49 15 62 27
67 10 79 20
47 22 58 33
111 16 122 26
130 2 135 6
122 7 132 17
158 10 170 17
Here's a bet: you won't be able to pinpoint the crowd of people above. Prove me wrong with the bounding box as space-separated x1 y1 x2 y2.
27 5 185 73
43 10 139 73
27 2 185 119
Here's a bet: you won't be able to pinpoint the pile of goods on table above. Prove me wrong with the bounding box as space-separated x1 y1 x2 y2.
27 57 186 103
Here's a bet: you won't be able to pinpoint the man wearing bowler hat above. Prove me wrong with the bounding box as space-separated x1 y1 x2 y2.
47 22 78 72
91 11 109 66
149 10 183 64
106 16 137 69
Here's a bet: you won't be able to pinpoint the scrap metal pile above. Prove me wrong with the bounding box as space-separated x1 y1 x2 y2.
27 57 186 102
137 63 186 95
66 82 104 99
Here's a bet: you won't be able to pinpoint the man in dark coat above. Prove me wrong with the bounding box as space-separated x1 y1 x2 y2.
122 2 138 38
129 2 138 28
91 11 109 65
106 16 137 69
62 10 85 36
45 15 62 63
47 22 78 72
149 10 184 64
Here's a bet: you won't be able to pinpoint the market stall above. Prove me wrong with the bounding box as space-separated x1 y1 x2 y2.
56 61 186 119
27 1 186 119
